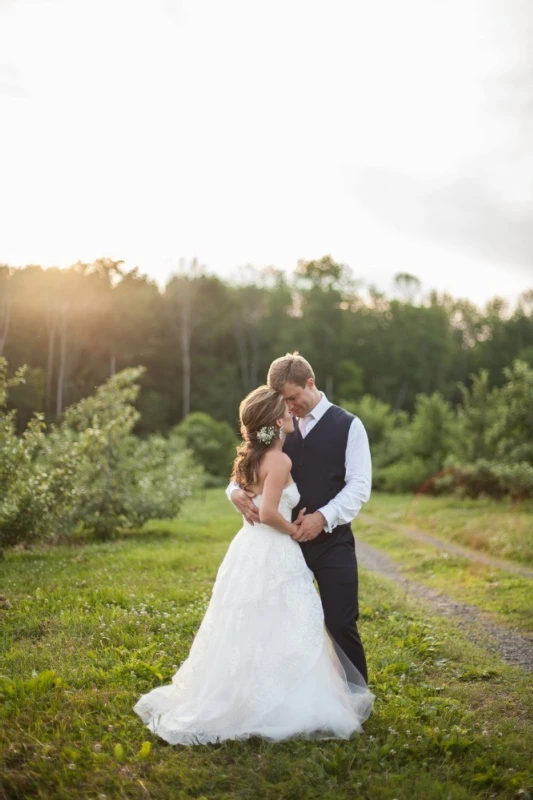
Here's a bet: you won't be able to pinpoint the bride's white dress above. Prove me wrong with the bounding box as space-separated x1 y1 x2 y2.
133 483 375 744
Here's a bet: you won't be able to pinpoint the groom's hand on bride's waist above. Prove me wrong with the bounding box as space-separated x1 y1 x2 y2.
231 489 260 525
291 511 326 543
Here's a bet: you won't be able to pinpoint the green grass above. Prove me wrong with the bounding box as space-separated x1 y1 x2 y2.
363 493 533 566
1 489 532 799
355 521 533 634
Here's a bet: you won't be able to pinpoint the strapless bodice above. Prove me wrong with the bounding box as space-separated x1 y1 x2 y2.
248 481 300 525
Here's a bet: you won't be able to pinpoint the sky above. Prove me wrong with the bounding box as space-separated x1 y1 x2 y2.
1 0 532 307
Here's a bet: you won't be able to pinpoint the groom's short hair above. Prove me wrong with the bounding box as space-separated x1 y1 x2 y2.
267 352 315 391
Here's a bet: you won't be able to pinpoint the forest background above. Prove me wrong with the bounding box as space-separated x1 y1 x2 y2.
1 254 532 514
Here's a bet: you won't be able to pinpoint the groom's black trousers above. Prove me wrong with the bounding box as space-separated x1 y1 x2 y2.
299 524 368 684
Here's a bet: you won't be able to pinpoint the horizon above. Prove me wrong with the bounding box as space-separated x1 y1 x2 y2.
4 256 531 314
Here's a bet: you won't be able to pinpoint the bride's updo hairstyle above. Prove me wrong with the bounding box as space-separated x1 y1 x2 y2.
231 385 286 490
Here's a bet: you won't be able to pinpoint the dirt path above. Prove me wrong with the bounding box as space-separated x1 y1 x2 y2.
356 539 533 673
362 514 533 579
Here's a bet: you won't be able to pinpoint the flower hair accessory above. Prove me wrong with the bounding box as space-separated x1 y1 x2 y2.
256 425 276 444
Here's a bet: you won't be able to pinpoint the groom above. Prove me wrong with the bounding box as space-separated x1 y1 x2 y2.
228 352 372 683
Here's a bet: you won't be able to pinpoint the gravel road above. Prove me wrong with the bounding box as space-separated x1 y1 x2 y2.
362 514 533 579
356 539 533 673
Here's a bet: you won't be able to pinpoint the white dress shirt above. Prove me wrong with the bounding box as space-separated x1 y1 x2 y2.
226 393 372 533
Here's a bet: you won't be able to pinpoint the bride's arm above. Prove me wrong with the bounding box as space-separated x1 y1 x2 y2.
259 452 301 536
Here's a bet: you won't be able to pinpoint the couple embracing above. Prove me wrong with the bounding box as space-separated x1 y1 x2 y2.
134 352 375 744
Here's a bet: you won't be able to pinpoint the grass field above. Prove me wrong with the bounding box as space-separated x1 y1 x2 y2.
363 493 533 566
355 521 533 634
1 490 532 800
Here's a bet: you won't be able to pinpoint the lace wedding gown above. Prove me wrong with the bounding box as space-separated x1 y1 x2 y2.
134 482 374 744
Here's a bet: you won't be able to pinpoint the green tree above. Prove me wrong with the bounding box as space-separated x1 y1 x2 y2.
393 272 422 303
165 259 204 419
488 360 533 463
453 369 494 463
378 392 456 492
172 411 238 484
294 255 356 398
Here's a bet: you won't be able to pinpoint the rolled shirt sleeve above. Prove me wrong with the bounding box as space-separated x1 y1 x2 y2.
318 417 372 533
226 480 241 511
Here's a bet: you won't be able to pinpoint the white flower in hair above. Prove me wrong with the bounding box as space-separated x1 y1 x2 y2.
256 425 276 444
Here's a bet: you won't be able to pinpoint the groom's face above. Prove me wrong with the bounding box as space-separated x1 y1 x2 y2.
281 380 316 418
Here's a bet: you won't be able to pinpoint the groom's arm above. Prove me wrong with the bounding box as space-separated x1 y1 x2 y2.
226 481 241 510
318 417 372 533
226 481 261 525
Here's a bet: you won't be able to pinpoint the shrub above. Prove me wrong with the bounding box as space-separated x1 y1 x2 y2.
343 394 400 448
375 457 433 494
1 362 202 548
117 435 202 529
446 361 533 499
444 459 533 500
365 393 455 493
42 368 202 539
0 360 49 550
408 392 456 469
172 412 237 483
343 395 409 483
488 360 533 464
453 369 495 463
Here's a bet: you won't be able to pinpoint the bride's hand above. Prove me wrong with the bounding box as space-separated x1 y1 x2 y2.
295 508 307 525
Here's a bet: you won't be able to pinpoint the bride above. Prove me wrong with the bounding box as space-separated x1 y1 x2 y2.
134 386 374 744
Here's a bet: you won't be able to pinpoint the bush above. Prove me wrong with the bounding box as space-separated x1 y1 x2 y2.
343 395 409 480
488 360 533 464
0 362 202 549
408 392 456 468
343 394 401 448
117 435 202 529
375 457 433 494
446 361 533 499
348 367 533 498
494 462 533 499
172 412 237 483
453 369 495 463
362 392 456 493
444 459 533 500
0 360 49 549
41 368 202 540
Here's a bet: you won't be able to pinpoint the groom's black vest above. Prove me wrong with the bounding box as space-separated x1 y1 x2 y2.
283 405 354 538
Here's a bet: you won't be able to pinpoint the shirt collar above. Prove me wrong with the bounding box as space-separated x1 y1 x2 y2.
304 392 331 423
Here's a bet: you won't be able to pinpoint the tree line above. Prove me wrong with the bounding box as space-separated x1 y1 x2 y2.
2 256 532 436
3 353 531 554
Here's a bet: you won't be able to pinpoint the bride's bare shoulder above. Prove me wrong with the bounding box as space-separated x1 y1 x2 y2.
261 449 292 473
263 449 292 466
